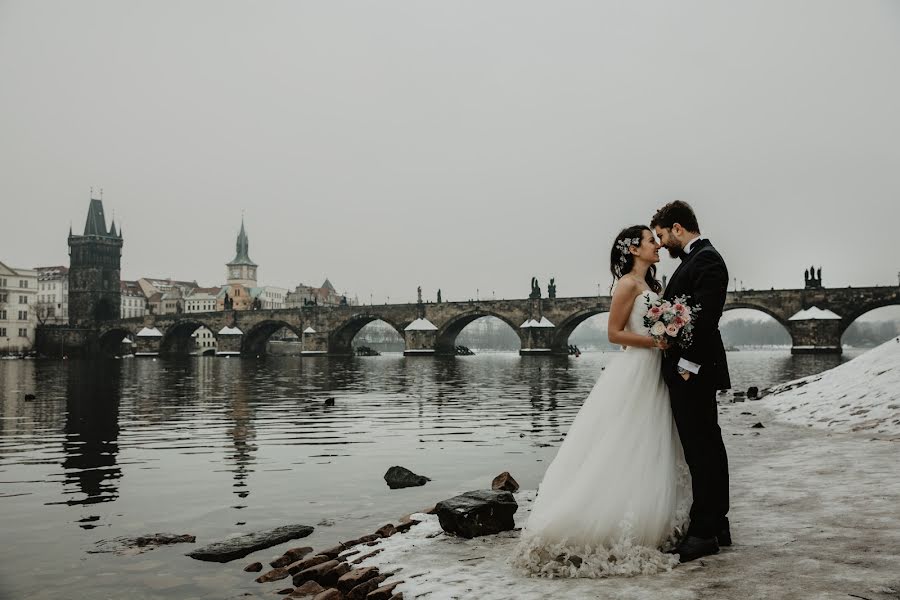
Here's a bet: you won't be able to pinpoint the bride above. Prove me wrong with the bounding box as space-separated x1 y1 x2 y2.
511 225 692 578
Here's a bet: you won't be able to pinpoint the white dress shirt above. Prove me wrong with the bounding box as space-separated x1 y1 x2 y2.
677 236 706 375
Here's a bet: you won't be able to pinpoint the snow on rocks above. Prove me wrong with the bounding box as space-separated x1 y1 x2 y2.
763 336 900 435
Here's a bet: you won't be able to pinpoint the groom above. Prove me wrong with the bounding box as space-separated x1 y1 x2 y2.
652 200 732 563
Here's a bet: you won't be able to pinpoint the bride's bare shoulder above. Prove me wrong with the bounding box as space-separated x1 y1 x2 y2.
611 277 642 304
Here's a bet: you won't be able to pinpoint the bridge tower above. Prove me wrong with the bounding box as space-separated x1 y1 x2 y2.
68 196 123 326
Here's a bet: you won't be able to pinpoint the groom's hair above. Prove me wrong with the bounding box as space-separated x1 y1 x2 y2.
650 200 701 233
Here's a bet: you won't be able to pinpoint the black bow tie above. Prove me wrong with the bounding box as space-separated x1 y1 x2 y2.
676 247 688 260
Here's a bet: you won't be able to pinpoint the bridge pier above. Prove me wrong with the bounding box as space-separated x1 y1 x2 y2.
788 319 843 354
301 327 329 355
216 326 243 356
404 318 438 356
519 318 560 355
135 326 163 356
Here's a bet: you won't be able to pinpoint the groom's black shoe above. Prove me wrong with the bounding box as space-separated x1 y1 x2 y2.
718 518 732 547
673 535 719 563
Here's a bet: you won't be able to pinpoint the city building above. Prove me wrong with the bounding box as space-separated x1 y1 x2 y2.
218 219 258 311
68 197 123 325
34 266 68 324
191 327 217 354
120 280 147 319
255 285 288 309
184 287 221 313
0 261 38 354
138 277 199 315
285 278 353 308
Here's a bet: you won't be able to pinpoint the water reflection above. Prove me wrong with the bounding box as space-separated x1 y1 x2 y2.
60 361 122 505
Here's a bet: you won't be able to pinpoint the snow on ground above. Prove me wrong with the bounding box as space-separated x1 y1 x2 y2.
763 336 900 436
352 355 900 599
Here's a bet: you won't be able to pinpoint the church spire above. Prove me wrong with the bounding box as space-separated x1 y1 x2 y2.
228 217 257 266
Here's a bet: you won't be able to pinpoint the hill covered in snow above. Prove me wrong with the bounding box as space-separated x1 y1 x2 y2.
763 336 900 436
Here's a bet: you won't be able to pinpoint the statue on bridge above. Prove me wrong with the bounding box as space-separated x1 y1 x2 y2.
529 277 541 299
548 278 556 299
805 265 823 289
436 289 442 304
223 292 233 311
417 286 423 304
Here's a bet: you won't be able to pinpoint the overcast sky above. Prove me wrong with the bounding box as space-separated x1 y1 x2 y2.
2 1 899 304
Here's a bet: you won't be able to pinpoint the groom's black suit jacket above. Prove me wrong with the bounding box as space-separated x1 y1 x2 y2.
662 239 731 391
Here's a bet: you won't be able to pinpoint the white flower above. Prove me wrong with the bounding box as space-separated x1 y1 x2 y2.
650 321 666 336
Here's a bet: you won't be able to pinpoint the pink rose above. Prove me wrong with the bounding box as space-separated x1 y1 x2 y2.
674 303 685 313
665 324 679 337
681 313 691 324
674 316 685 327
648 306 662 321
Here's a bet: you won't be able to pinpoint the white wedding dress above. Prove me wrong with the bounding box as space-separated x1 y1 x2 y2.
511 290 692 578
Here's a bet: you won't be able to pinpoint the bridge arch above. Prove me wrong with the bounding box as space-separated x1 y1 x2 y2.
160 319 218 356
242 320 304 356
329 314 406 355
98 327 135 357
435 310 523 355
722 301 791 331
552 308 611 352
840 304 900 347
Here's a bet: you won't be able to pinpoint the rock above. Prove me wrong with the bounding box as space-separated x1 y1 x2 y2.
288 554 331 575
324 398 335 406
312 590 342 600
320 561 352 586
271 546 314 568
389 595 403 600
244 562 263 572
91 533 196 555
374 524 396 538
383 466 430 489
393 520 419 534
292 560 340 587
277 588 294 595
337 566 380 593
289 581 326 597
256 567 291 583
752 422 765 429
747 386 759 399
24 393 36 400
347 574 387 600
187 525 314 563
366 582 401 600
351 549 383 564
434 490 518 538
317 544 347 559
491 471 520 493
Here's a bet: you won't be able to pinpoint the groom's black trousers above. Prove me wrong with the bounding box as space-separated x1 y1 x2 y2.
666 368 730 539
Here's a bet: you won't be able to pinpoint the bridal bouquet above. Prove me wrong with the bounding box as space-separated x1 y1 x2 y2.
643 296 700 350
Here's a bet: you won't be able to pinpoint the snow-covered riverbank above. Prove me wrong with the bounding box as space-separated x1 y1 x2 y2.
351 341 900 599
763 336 900 436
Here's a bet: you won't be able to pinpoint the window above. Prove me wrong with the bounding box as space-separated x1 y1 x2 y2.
0 310 5 320
19 296 28 304
20 280 28 288
0 327 4 336
0 278 6 287
18 311 27 320
0 293 6 303
18 328 27 337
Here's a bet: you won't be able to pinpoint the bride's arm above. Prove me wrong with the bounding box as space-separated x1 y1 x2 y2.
607 279 658 350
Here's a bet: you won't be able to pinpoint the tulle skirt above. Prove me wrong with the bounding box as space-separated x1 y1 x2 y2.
511 347 691 578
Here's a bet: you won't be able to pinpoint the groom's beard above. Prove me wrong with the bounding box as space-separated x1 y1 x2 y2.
665 243 683 259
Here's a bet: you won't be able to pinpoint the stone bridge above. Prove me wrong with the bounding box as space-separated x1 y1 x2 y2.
94 285 899 357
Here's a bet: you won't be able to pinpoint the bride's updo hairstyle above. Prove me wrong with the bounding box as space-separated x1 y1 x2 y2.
610 225 663 294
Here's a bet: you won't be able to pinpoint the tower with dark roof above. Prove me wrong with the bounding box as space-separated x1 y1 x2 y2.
68 196 123 325
226 218 258 287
